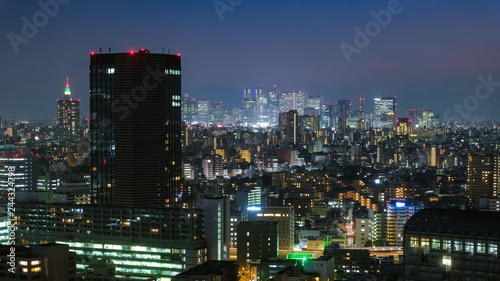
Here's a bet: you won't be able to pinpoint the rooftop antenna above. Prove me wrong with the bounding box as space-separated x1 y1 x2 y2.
162 48 164 54
99 48 102 53
109 47 111 53
168 49 170 54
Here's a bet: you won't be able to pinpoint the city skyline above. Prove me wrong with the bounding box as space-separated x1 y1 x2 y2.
2 1 500 280
1 1 500 119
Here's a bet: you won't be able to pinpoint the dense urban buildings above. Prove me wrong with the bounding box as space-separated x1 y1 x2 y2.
5 78 500 280
2 2 500 280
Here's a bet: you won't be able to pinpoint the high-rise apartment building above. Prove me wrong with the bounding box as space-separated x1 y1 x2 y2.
57 77 80 143
247 206 294 251
279 110 298 145
386 199 422 246
89 49 181 207
466 152 500 208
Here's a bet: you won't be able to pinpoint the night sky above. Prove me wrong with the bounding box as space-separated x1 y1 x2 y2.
1 0 500 120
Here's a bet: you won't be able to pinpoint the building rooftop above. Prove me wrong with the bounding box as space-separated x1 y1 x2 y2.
174 260 236 277
405 208 500 236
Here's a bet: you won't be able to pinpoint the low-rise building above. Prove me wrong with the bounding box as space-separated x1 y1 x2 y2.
404 208 500 280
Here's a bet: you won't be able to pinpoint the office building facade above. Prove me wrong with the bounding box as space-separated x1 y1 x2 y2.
386 200 422 246
373 97 396 128
90 49 181 207
404 208 500 281
16 203 207 280
247 206 294 251
237 221 279 267
196 198 230 261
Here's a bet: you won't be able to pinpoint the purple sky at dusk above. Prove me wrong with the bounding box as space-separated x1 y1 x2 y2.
1 0 500 121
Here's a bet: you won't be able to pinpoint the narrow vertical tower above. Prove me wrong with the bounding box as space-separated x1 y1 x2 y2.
89 49 181 207
64 77 71 99
57 77 80 144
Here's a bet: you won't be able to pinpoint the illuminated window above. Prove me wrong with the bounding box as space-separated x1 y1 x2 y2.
32 267 41 272
465 242 474 253
421 238 430 248
442 256 451 266
443 240 451 251
410 237 419 248
432 239 441 249
22 268 28 273
477 242 486 254
19 261 28 266
106 68 115 74
31 260 41 266
489 244 498 256
453 240 463 252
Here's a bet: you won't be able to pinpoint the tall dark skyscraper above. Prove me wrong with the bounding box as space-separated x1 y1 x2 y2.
336 99 351 118
352 96 365 117
90 49 181 207
56 77 80 143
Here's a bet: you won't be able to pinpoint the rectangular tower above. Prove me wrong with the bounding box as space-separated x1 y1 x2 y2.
374 97 396 128
57 77 80 144
90 49 181 207
467 152 500 208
